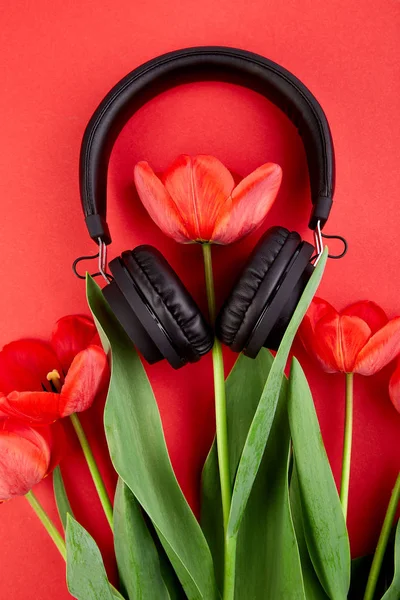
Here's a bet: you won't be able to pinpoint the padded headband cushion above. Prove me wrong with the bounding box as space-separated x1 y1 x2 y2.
216 226 301 351
122 246 213 361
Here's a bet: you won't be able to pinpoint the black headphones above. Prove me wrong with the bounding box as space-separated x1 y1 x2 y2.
77 46 337 369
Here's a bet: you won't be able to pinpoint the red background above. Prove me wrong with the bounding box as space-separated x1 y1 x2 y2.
1 1 400 597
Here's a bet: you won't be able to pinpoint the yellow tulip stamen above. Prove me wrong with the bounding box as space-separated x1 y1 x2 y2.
46 369 62 392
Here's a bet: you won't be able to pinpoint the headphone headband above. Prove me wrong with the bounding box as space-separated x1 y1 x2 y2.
80 46 335 245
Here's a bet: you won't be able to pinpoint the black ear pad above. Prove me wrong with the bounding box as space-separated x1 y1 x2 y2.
216 226 314 357
105 245 213 369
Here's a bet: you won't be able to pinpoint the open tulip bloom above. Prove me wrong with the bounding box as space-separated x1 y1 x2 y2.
0 320 109 424
134 154 283 244
300 298 400 376
0 315 113 542
1 156 400 600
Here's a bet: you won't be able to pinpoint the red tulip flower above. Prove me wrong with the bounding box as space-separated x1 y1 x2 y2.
300 298 400 375
299 297 400 520
0 316 109 425
0 419 63 501
134 154 282 244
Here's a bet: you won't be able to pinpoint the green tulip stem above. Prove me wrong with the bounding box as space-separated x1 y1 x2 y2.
340 372 353 519
202 243 232 533
69 413 114 530
25 490 67 560
364 472 400 600
223 534 238 600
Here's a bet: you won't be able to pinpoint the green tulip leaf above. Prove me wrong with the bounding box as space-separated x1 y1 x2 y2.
228 249 328 539
382 519 400 600
200 444 223 590
87 276 219 600
235 375 306 599
53 465 74 530
66 514 114 600
201 350 275 590
288 357 351 600
290 466 329 600
114 478 170 600
202 349 305 598
150 531 186 600
155 526 203 599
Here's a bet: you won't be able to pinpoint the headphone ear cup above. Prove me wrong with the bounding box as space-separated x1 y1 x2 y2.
103 275 164 364
216 226 292 350
106 246 213 368
216 226 313 357
264 262 313 350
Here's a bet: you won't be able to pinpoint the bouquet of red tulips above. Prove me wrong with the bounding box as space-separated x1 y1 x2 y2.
1 155 399 600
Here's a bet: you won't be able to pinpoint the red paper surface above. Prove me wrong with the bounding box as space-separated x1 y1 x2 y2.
1 1 399 597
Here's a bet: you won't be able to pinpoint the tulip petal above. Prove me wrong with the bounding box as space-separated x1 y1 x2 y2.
0 395 9 418
162 154 235 241
59 346 109 417
299 297 338 352
342 301 388 334
134 161 191 243
0 340 61 394
354 317 400 376
19 419 63 473
389 359 400 413
0 419 51 500
212 163 282 244
51 315 99 372
312 314 371 373
0 391 61 424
